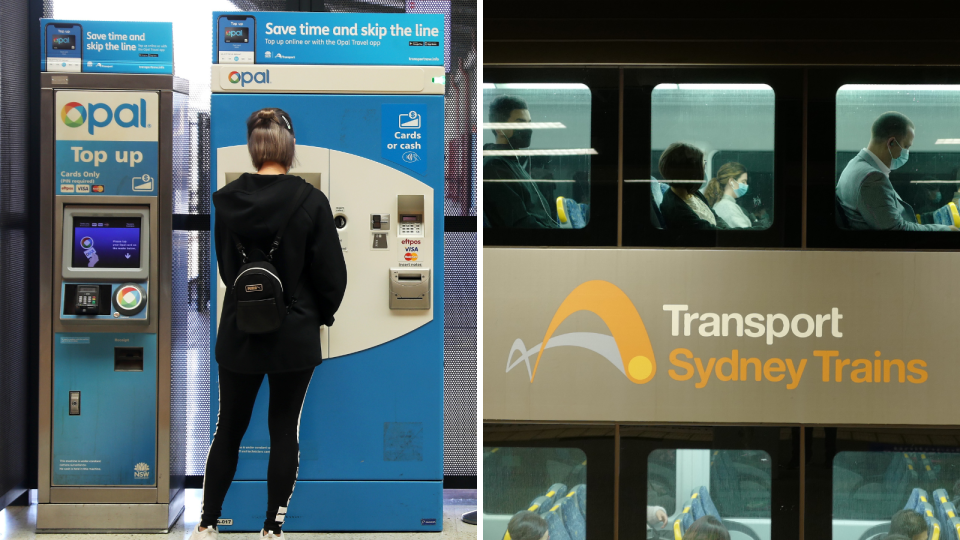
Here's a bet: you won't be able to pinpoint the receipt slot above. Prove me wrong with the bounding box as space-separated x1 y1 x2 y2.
38 69 187 532
209 11 445 532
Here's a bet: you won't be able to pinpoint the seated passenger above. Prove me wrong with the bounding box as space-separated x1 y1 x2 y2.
658 142 728 230
647 505 668 529
836 111 957 231
684 515 730 540
703 162 753 228
507 510 549 540
483 95 559 228
885 535 913 540
889 509 928 540
909 183 945 215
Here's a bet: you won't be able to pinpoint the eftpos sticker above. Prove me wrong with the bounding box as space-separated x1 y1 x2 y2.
382 104 427 175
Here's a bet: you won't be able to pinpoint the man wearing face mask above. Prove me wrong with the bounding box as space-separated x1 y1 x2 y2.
483 95 559 228
836 111 958 231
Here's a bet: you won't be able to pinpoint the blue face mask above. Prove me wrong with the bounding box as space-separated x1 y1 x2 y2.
889 139 909 170
733 181 749 198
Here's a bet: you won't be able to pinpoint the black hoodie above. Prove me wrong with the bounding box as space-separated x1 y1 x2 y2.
212 173 347 374
482 143 558 228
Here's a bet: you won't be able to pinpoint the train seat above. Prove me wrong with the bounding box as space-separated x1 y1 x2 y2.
907 487 931 509
556 495 586 540
672 487 762 540
933 490 960 540
855 488 942 540
545 483 569 506
544 505 574 540
920 454 937 483
556 197 586 229
527 495 552 515
574 484 587 516
674 487 720 539
563 485 585 517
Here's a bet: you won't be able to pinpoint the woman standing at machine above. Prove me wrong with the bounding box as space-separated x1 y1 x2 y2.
196 108 348 539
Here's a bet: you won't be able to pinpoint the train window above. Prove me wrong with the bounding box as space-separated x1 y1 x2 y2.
483 446 588 540
647 448 772 536
648 83 776 231
835 85 960 232
482 84 593 230
833 451 960 539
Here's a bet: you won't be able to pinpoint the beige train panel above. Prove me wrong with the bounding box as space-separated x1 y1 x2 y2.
211 64 444 95
484 248 959 425
215 145 332 358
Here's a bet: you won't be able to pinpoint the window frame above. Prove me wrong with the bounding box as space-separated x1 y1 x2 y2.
618 424 800 540
482 423 617 540
622 67 804 248
806 67 960 250
482 68 620 246
803 425 960 539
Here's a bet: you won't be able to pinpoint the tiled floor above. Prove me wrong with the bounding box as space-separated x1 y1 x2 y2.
0 490 476 540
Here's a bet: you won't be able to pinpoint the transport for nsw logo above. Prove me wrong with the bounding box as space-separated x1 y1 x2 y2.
507 280 657 384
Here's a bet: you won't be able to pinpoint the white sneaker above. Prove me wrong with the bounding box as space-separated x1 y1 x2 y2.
193 524 219 540
261 529 285 539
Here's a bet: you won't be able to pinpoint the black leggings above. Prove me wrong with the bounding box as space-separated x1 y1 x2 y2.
200 364 315 532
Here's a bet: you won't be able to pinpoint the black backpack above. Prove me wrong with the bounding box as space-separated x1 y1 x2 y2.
230 183 312 334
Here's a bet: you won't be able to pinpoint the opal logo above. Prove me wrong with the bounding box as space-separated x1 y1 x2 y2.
54 36 72 45
61 102 86 128
226 29 244 38
60 99 149 135
228 70 271 87
80 236 93 249
134 462 150 479
507 280 657 385
116 286 143 310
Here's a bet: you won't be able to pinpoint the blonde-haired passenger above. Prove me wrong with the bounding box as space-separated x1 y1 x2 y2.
703 162 752 228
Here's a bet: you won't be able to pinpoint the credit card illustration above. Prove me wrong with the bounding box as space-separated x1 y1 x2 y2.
399 111 421 129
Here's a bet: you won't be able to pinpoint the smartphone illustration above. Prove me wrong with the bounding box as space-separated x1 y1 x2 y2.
217 15 256 64
46 23 83 73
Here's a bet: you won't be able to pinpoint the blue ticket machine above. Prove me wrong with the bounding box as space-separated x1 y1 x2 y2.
37 19 186 533
209 11 445 531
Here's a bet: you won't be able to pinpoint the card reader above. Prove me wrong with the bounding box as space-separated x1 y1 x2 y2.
75 285 100 315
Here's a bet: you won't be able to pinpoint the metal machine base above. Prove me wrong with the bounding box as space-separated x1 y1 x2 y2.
37 486 184 533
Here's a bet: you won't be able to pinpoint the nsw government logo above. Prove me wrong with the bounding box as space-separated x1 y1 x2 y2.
134 462 150 479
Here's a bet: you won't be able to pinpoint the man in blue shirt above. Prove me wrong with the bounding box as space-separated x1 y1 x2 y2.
836 111 958 231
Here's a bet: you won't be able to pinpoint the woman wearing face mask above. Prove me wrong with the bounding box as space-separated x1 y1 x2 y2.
703 162 753 228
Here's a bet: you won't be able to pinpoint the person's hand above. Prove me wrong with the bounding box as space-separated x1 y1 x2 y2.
655 508 668 528
950 226 960 232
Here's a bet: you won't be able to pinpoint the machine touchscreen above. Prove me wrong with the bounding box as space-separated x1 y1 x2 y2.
72 217 142 269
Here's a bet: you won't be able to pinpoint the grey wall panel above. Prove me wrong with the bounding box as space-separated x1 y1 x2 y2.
0 0 34 510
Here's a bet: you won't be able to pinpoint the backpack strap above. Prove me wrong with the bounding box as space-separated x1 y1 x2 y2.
267 183 312 261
